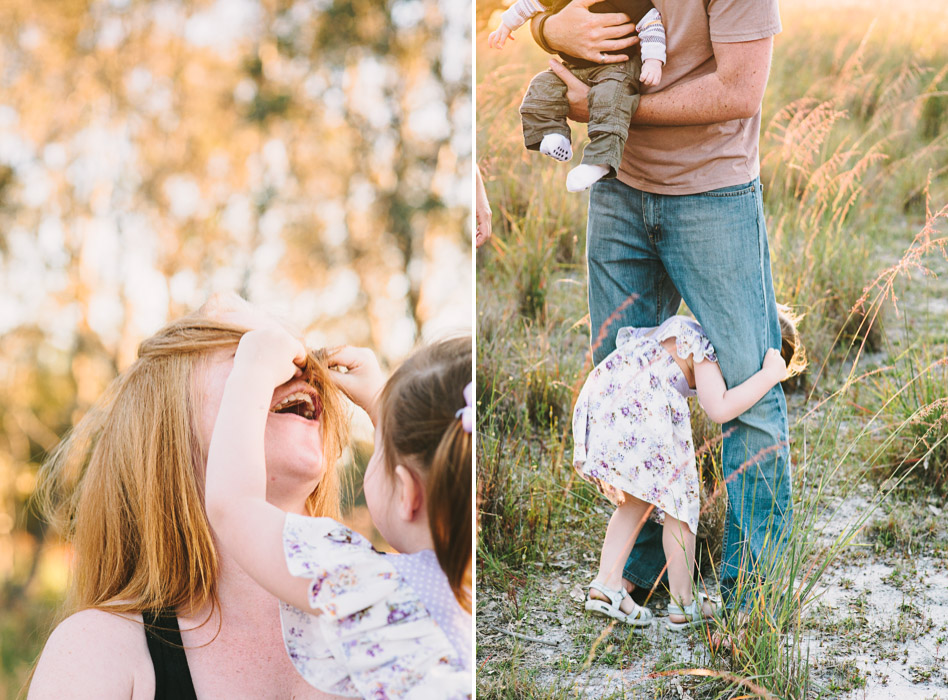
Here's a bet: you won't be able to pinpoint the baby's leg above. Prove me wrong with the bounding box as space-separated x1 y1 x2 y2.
590 494 652 614
662 515 714 621
519 70 572 162
567 60 640 192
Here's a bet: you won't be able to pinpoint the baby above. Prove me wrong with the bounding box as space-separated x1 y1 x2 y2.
489 0 665 192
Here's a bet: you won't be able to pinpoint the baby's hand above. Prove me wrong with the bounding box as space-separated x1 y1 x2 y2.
488 23 513 49
327 346 387 423
762 348 787 383
640 58 662 87
234 327 306 389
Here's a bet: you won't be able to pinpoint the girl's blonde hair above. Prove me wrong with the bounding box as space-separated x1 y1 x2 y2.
777 305 808 379
37 304 348 617
378 337 472 612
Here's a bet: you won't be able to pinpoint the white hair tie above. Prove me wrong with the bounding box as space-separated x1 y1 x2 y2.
455 382 472 434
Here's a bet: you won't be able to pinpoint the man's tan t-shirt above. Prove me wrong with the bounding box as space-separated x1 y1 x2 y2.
617 0 781 195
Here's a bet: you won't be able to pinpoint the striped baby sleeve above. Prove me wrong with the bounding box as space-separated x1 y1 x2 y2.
637 7 666 64
501 0 548 30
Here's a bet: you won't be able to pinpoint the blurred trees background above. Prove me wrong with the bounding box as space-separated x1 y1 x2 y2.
0 0 471 693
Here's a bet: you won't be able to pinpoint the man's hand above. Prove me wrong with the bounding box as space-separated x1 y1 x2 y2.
543 0 638 64
548 60 591 122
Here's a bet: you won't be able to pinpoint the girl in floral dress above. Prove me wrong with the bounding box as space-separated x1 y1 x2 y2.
573 313 803 630
204 326 472 698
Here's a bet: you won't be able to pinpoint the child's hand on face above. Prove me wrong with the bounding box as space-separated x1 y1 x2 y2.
762 348 787 383
327 346 387 423
234 327 307 390
488 23 513 49
640 58 662 87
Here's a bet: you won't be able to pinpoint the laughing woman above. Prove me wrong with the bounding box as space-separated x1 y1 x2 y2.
28 296 352 700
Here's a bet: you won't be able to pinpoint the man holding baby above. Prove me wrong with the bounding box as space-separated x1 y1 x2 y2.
534 0 789 632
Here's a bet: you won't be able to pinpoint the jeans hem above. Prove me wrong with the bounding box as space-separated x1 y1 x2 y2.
621 568 667 590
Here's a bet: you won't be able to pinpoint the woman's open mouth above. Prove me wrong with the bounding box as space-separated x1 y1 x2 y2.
270 391 322 421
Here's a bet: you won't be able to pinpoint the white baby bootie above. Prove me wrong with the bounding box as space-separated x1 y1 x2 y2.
539 133 572 162
566 164 609 192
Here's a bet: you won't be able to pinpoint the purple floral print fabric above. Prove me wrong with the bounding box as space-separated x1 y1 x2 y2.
572 316 718 535
279 514 471 699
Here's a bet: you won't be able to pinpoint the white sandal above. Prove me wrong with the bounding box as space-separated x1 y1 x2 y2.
666 592 720 632
584 581 654 627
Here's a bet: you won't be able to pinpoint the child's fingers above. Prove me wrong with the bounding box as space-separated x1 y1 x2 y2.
764 348 787 376
267 328 306 369
326 345 378 374
324 359 358 396
328 370 369 396
323 346 385 413
327 368 354 391
326 345 362 371
277 334 307 381
326 366 378 409
292 339 307 368
235 327 308 384
491 27 512 49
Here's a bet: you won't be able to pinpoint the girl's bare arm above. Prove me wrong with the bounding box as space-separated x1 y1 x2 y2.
694 348 786 424
204 330 315 613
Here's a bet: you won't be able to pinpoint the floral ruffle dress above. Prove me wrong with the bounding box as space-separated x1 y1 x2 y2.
572 315 718 535
279 513 471 699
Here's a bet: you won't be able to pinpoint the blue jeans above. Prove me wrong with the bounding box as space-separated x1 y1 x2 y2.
585 177 792 613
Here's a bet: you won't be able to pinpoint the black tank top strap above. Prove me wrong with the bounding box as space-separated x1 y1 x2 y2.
142 609 199 700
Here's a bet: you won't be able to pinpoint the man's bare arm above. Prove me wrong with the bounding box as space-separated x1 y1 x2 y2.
548 38 773 125
634 38 773 125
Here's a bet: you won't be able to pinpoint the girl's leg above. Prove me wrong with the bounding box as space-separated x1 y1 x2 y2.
662 515 714 621
591 495 652 614
587 178 680 592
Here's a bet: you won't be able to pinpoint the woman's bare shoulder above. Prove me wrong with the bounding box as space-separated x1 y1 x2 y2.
29 609 155 699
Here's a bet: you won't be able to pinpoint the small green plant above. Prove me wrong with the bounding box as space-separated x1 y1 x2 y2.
826 659 868 693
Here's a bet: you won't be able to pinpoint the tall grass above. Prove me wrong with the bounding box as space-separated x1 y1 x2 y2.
476 2 948 696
